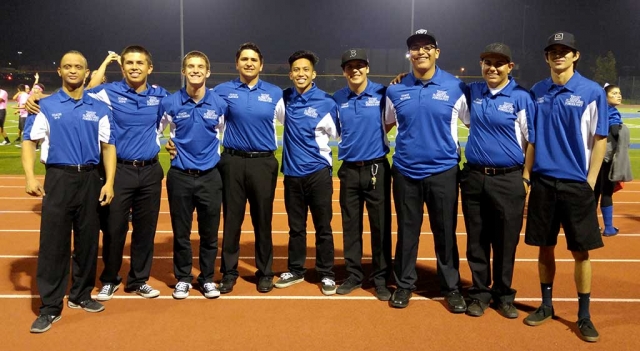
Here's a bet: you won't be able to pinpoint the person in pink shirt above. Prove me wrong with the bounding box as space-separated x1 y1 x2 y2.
0 88 9 145
14 84 30 146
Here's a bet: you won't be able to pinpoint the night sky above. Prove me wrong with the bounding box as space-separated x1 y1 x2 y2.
1 0 638 89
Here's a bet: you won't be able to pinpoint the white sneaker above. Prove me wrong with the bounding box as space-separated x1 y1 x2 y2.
202 282 220 299
172 282 191 299
0 141 9 146
135 284 160 298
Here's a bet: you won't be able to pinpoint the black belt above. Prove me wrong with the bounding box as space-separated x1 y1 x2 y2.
223 148 273 159
117 157 158 167
46 164 96 172
468 164 522 176
344 157 387 167
170 166 214 176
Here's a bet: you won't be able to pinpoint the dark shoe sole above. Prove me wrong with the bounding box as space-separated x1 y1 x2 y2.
524 314 554 326
389 300 409 308
257 282 274 293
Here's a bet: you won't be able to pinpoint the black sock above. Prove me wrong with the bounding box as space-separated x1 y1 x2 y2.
578 292 591 320
541 283 553 307
4 137 9 143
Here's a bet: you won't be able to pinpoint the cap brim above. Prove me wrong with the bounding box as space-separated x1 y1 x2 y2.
480 52 511 62
544 43 577 52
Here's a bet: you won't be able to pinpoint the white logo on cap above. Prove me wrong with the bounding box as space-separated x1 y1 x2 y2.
415 29 429 34
554 33 564 41
350 50 357 58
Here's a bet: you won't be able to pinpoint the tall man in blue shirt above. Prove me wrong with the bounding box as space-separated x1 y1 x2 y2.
461 43 535 319
332 49 392 300
214 43 284 294
384 29 470 310
23 51 116 333
87 46 169 300
523 32 607 343
274 50 339 295
158 51 227 299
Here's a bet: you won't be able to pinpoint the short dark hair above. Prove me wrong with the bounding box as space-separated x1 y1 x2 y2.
18 84 26 91
235 42 263 62
288 50 319 68
182 50 210 70
120 45 153 65
60 50 88 68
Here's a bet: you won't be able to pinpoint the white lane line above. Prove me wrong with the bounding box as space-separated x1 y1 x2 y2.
1 255 638 262
0 294 638 302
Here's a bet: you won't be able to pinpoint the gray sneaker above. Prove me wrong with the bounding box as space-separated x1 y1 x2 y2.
202 282 220 299
135 284 160 298
68 299 105 313
96 283 120 301
321 277 337 296
274 272 304 288
172 282 191 299
30 315 61 333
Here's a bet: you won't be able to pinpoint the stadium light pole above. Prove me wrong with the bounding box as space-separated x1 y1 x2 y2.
408 0 415 70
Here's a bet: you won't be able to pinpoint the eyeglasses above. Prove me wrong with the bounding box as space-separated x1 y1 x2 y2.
409 44 436 52
546 49 573 57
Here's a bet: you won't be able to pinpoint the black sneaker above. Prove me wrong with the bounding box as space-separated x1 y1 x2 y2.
390 288 412 308
257 276 274 293
445 291 467 313
466 299 488 317
134 284 160 298
336 276 362 295
577 318 600 342
274 272 304 288
524 304 555 326
219 276 237 294
30 314 61 333
68 299 105 313
321 277 337 296
374 285 392 301
172 282 191 299
96 283 120 301
496 301 519 319
201 282 220 299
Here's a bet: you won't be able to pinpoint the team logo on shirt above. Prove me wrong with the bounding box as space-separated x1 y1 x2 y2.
52 113 62 120
303 107 318 118
228 93 239 99
258 94 273 103
432 90 450 101
365 97 380 107
118 97 128 104
400 93 411 101
147 96 160 106
536 97 545 104
176 111 190 119
473 98 483 105
82 111 99 122
564 95 584 107
340 102 349 109
203 110 219 120
497 102 515 114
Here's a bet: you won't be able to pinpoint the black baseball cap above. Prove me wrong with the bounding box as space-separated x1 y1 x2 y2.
341 48 369 68
406 29 438 48
480 42 512 62
545 31 578 51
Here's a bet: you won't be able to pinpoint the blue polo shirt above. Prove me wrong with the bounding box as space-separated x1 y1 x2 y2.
332 79 389 162
282 83 339 177
23 90 115 165
87 80 168 160
157 88 227 171
212 78 284 152
465 77 536 167
608 106 622 126
384 67 470 179
530 71 608 182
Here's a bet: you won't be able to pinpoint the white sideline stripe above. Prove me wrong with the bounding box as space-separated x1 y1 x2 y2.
2 229 640 237
1 255 638 262
0 294 638 302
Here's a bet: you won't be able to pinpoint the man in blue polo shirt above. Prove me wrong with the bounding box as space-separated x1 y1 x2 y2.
23 51 116 333
273 50 339 295
523 32 607 343
87 46 168 300
461 43 535 319
214 43 284 294
384 29 469 310
158 51 227 300
332 48 392 301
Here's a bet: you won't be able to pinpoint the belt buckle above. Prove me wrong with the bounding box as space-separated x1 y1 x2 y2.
77 164 81 172
187 169 199 175
484 167 496 176
132 160 139 167
355 161 364 166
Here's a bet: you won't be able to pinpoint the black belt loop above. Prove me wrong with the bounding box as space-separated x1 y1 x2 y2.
117 157 159 167
344 157 387 167
468 163 522 176
223 148 274 159
170 166 214 176
46 164 96 172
